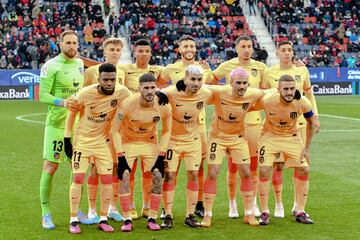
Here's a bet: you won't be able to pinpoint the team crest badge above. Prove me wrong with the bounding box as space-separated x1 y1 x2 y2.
73 162 79 170
54 152 60 159
153 116 160 123
111 99 118 108
73 79 79 87
196 101 203 110
251 69 257 77
242 103 249 110
209 153 216 161
290 112 298 120
294 75 301 82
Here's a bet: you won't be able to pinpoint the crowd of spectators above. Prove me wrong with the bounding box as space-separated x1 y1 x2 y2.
2 0 358 70
116 0 266 69
0 0 106 69
258 0 360 67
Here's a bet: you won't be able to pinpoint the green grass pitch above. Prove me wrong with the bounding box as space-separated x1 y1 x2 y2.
1 96 360 239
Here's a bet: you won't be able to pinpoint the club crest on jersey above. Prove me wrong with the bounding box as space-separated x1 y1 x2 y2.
73 162 79 170
294 75 301 83
54 152 60 159
251 69 257 77
196 101 203 110
242 103 250 110
111 99 118 108
73 79 79 87
290 112 298 120
209 153 216 161
153 116 160 123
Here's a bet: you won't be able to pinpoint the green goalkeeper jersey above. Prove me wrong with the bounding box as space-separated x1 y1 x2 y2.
39 53 84 128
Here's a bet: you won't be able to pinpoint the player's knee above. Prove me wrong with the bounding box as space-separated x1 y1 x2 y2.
274 162 284 171
239 165 251 178
99 174 112 184
73 173 86 184
208 166 219 180
259 167 270 178
296 167 309 177
43 160 58 174
187 171 198 182
164 171 175 183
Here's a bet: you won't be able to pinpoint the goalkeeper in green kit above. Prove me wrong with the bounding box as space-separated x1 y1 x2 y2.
39 30 86 229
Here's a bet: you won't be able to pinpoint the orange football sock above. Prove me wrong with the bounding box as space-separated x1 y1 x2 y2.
70 183 82 217
149 193 162 219
110 176 119 210
296 175 309 212
142 172 152 209
87 176 98 210
163 182 175 216
258 177 270 212
203 179 217 213
272 168 283 205
240 177 254 214
119 193 131 219
99 184 112 218
186 181 199 217
227 158 238 203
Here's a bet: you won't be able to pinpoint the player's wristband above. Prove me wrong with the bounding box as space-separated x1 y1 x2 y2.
54 99 65 107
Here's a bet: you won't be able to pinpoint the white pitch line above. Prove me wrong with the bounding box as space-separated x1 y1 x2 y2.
319 114 360 122
15 113 46 124
321 130 360 132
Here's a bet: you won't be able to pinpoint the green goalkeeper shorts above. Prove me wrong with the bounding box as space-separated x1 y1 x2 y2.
43 125 71 163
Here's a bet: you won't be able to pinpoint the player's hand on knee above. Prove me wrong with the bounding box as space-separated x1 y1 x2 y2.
151 155 165 178
176 80 186 91
155 91 169 105
65 95 79 111
64 137 73 159
117 153 131 180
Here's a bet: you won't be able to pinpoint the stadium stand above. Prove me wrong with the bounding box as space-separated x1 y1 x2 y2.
0 0 106 69
1 0 359 69
258 0 360 67
121 0 264 68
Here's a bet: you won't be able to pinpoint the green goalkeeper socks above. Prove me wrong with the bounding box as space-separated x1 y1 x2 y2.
40 171 53 216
